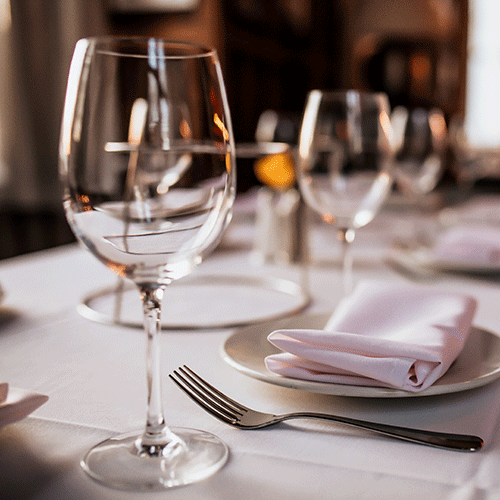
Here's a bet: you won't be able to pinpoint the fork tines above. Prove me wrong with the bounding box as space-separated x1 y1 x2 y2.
169 365 245 425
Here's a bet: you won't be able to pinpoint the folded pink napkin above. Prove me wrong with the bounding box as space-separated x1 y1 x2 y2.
431 225 500 266
265 281 476 392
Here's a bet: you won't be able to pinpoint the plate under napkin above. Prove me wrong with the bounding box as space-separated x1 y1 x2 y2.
265 281 476 392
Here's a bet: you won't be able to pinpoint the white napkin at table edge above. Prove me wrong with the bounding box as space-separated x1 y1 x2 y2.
265 280 477 392
0 386 48 428
430 225 500 266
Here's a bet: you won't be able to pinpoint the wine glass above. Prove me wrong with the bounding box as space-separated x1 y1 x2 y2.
296 90 393 294
59 37 236 490
391 106 447 244
391 106 447 202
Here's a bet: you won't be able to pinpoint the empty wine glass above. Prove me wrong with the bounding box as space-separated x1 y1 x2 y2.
296 90 393 294
391 106 447 202
391 106 447 244
59 37 236 490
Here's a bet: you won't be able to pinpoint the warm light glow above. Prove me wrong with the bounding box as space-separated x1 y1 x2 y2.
254 152 296 191
106 262 127 277
410 53 431 84
77 194 92 212
179 118 191 139
128 98 148 145
225 152 232 173
429 109 447 144
379 109 393 152
322 214 336 224
213 113 229 141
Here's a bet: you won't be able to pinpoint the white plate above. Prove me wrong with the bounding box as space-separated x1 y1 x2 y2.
388 246 500 275
222 312 500 398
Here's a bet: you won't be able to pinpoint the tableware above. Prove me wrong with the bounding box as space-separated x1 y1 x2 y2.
0 387 48 428
222 312 500 398
170 366 483 451
78 274 310 329
391 106 447 200
387 243 500 275
59 37 235 490
296 90 393 294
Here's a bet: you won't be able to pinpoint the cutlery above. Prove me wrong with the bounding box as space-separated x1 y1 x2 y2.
169 365 483 452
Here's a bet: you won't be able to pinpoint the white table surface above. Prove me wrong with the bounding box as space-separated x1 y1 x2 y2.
2 196 500 499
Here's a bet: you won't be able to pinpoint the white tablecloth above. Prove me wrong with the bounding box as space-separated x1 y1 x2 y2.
2 198 500 499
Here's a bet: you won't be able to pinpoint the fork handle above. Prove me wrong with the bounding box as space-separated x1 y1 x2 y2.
278 412 483 452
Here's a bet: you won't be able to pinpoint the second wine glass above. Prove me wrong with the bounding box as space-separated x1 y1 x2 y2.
391 106 447 202
296 90 393 294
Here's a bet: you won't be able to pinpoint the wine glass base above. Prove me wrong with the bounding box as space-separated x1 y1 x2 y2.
81 427 229 491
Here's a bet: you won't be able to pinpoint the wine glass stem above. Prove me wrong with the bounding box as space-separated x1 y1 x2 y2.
138 285 176 453
338 228 354 295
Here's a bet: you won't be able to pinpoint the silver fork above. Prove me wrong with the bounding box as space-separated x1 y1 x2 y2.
169 366 483 452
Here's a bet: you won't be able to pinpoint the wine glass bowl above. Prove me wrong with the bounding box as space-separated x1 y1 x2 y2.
296 90 393 293
59 37 235 490
391 106 447 200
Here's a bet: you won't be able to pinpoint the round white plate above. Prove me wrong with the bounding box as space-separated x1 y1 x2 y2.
222 312 500 398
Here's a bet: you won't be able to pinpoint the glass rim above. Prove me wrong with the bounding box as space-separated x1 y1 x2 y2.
307 89 390 103
80 36 217 60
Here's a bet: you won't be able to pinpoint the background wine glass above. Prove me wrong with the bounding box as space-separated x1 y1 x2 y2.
391 107 447 202
296 90 393 294
59 37 236 490
391 106 447 244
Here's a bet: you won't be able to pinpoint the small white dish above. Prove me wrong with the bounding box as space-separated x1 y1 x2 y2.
222 312 500 398
0 387 48 427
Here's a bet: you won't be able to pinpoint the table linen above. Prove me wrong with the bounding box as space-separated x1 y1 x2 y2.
432 225 500 266
1 202 500 499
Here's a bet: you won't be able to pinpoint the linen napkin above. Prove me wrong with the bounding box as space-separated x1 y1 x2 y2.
265 281 476 392
0 385 48 427
431 225 500 266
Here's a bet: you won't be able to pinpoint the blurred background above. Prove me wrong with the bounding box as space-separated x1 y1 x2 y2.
0 0 482 259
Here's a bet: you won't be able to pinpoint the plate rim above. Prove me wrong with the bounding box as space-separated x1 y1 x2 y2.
221 312 500 398
390 245 500 274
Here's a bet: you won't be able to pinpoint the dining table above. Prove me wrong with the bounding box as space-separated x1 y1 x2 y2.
1 187 500 500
